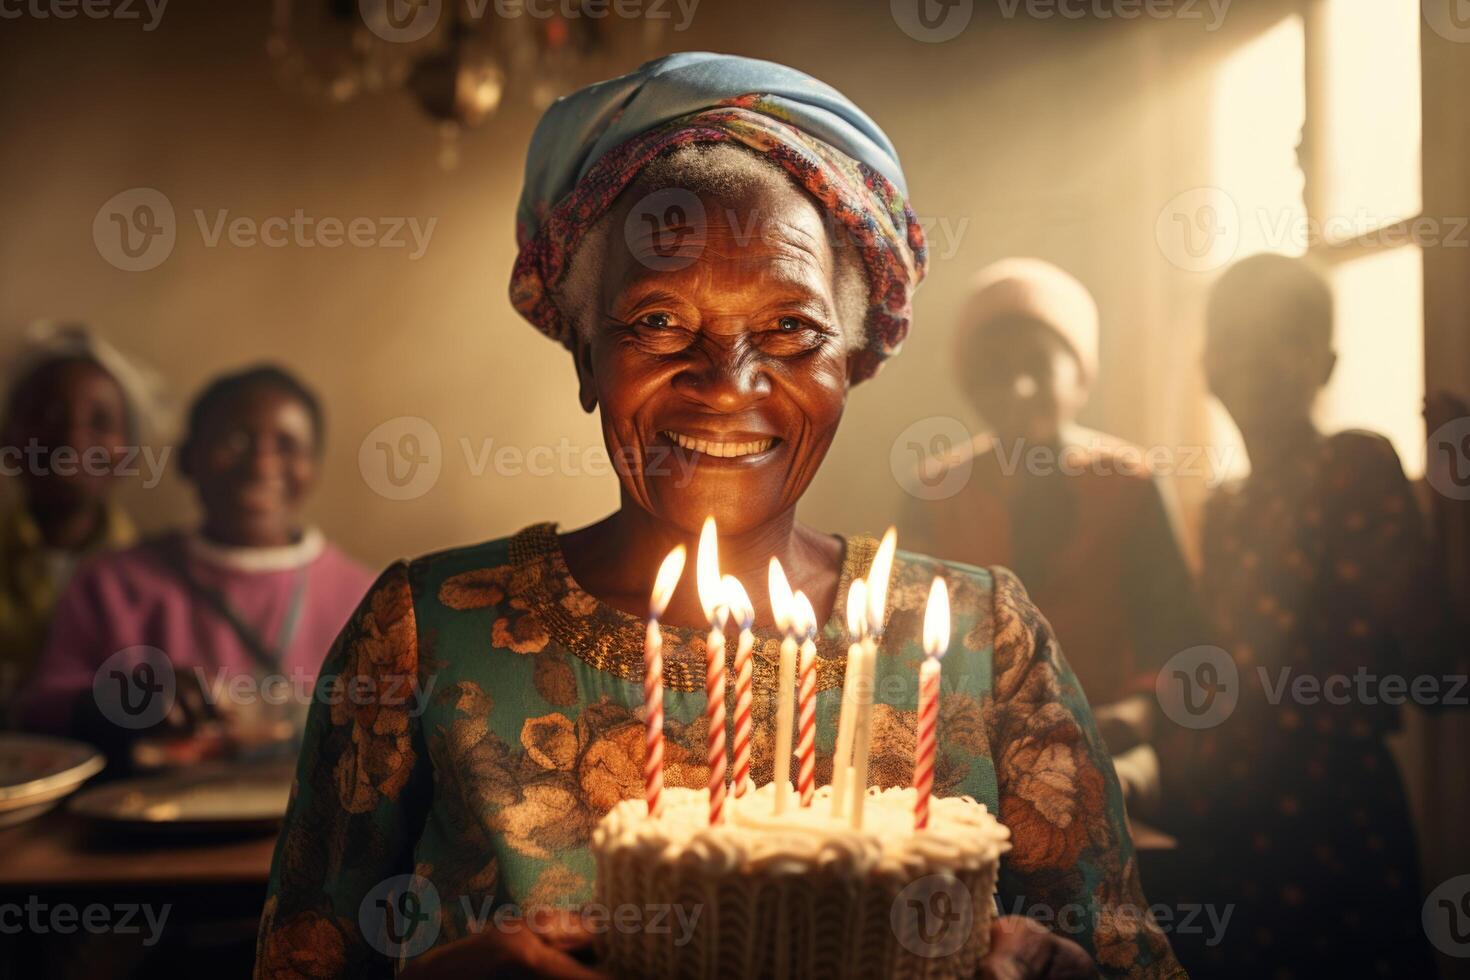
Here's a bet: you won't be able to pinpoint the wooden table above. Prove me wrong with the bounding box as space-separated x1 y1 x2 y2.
0 811 276 889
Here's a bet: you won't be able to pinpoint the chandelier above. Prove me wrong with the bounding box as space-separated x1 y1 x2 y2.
268 0 664 167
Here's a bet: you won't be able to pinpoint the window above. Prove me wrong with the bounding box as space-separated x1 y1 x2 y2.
1207 0 1426 477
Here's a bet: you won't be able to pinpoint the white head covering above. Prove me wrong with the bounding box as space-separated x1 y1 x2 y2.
959 258 1100 381
3 321 176 445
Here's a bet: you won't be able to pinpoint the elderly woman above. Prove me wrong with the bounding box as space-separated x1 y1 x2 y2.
255 54 1183 980
903 259 1205 811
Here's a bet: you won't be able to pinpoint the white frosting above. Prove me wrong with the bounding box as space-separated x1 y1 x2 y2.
592 785 1011 979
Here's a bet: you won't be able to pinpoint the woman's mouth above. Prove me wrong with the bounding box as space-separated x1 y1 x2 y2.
661 430 780 459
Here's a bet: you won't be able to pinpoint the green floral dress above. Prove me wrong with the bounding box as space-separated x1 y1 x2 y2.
254 523 1185 978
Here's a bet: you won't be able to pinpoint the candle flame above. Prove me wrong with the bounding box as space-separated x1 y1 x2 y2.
696 516 725 626
721 575 754 631
768 558 794 634
650 545 686 619
922 577 950 659
792 590 817 640
865 527 897 635
845 578 868 639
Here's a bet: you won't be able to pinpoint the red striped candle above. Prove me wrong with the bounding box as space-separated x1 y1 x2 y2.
793 591 818 808
644 545 686 819
769 558 797 816
914 577 950 831
697 517 728 826
705 622 727 826
723 576 755 800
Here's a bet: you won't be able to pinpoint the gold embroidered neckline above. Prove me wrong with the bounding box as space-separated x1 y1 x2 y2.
508 522 878 693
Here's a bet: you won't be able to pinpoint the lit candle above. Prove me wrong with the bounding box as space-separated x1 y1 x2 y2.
914 576 949 831
849 528 897 830
644 545 686 819
696 517 728 826
793 590 818 808
830 578 867 819
722 574 755 801
769 559 798 815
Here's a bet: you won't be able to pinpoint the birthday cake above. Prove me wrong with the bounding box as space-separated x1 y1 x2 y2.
591 782 1010 980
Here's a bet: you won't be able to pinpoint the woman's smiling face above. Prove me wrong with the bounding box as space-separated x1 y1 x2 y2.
572 168 854 536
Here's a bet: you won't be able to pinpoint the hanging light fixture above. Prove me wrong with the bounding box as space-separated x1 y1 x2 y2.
268 0 663 168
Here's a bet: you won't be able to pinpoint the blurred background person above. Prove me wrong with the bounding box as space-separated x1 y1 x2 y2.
0 322 170 726
904 258 1204 813
18 364 373 767
1162 254 1448 978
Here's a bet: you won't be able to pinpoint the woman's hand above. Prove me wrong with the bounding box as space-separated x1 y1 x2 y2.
976 916 1099 980
397 910 608 980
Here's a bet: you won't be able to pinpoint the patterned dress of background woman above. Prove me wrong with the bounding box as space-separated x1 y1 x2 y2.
1163 431 1444 978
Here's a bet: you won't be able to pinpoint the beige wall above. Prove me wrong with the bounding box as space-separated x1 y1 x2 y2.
4 6 1466 973
0 0 1261 570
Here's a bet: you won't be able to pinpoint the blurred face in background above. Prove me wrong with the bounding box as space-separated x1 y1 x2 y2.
574 177 850 537
963 315 1087 446
183 383 319 548
3 357 131 512
1204 312 1335 447
1204 255 1336 449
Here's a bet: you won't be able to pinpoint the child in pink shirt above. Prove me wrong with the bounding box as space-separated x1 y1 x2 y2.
22 365 374 744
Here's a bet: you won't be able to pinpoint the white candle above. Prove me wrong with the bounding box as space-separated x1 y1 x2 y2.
769 558 798 815
830 578 867 819
847 635 877 828
848 528 898 830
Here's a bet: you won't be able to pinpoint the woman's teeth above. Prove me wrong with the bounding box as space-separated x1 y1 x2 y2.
663 431 775 459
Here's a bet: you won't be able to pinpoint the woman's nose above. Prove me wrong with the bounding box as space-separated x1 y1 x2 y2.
672 339 771 411
245 439 287 476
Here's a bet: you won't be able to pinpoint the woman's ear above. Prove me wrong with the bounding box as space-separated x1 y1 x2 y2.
573 335 598 414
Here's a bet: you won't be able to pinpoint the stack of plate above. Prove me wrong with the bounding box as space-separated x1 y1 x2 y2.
0 734 105 828
68 759 294 836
